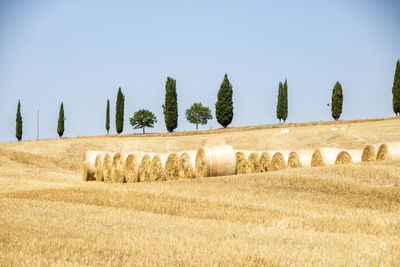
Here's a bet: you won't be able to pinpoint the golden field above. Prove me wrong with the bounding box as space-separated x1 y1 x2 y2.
1 117 400 266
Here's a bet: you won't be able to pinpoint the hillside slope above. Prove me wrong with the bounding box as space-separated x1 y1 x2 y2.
0 117 400 265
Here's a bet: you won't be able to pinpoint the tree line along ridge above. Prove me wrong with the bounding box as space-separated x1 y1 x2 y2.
13 59 400 141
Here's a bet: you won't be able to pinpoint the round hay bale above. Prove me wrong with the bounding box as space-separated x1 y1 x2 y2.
361 144 379 162
247 152 261 174
287 150 313 168
138 154 153 182
376 142 400 161
335 151 353 165
150 154 169 181
195 145 236 178
93 152 107 181
335 149 363 165
270 152 289 171
165 153 180 180
111 152 129 183
82 150 102 181
311 148 342 167
259 152 272 172
102 153 116 183
179 151 197 179
287 152 301 168
235 151 250 175
124 153 144 183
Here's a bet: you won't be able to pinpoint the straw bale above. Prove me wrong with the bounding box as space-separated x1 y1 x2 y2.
195 145 236 178
235 151 252 175
111 152 129 183
287 150 313 168
93 152 107 181
150 154 169 181
270 151 290 171
335 151 353 165
138 154 154 182
102 153 116 183
124 153 145 183
165 153 180 180
376 142 400 161
196 148 208 178
311 148 342 167
361 144 379 162
335 149 363 165
247 152 261 173
82 150 102 181
179 151 197 179
259 152 272 172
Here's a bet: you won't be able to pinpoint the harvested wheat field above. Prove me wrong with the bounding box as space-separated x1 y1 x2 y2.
1 117 400 266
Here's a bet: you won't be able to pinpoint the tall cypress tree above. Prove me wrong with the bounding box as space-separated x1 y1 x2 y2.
105 98 110 134
115 87 124 134
16 100 22 141
163 77 178 132
392 60 400 116
215 73 234 128
331 82 343 121
276 81 283 123
282 79 288 122
57 102 65 137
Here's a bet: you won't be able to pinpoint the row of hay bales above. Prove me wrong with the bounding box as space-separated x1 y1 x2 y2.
82 145 237 182
82 142 400 182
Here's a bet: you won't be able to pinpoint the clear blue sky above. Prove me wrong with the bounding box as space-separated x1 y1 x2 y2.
0 0 399 142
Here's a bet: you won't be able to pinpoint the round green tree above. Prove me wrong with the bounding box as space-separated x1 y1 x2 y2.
129 109 157 134
16 100 22 141
331 82 343 121
215 73 233 128
185 102 213 130
163 77 178 132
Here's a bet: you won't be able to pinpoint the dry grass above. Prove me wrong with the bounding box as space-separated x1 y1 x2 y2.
1 117 400 265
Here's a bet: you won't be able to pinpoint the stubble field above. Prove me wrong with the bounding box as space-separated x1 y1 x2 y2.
1 117 400 265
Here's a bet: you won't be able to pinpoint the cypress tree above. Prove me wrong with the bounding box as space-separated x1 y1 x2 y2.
276 81 283 123
57 102 65 138
331 82 343 121
115 87 124 134
392 60 400 116
105 98 110 134
282 79 288 122
162 77 178 132
16 100 22 141
215 73 234 128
